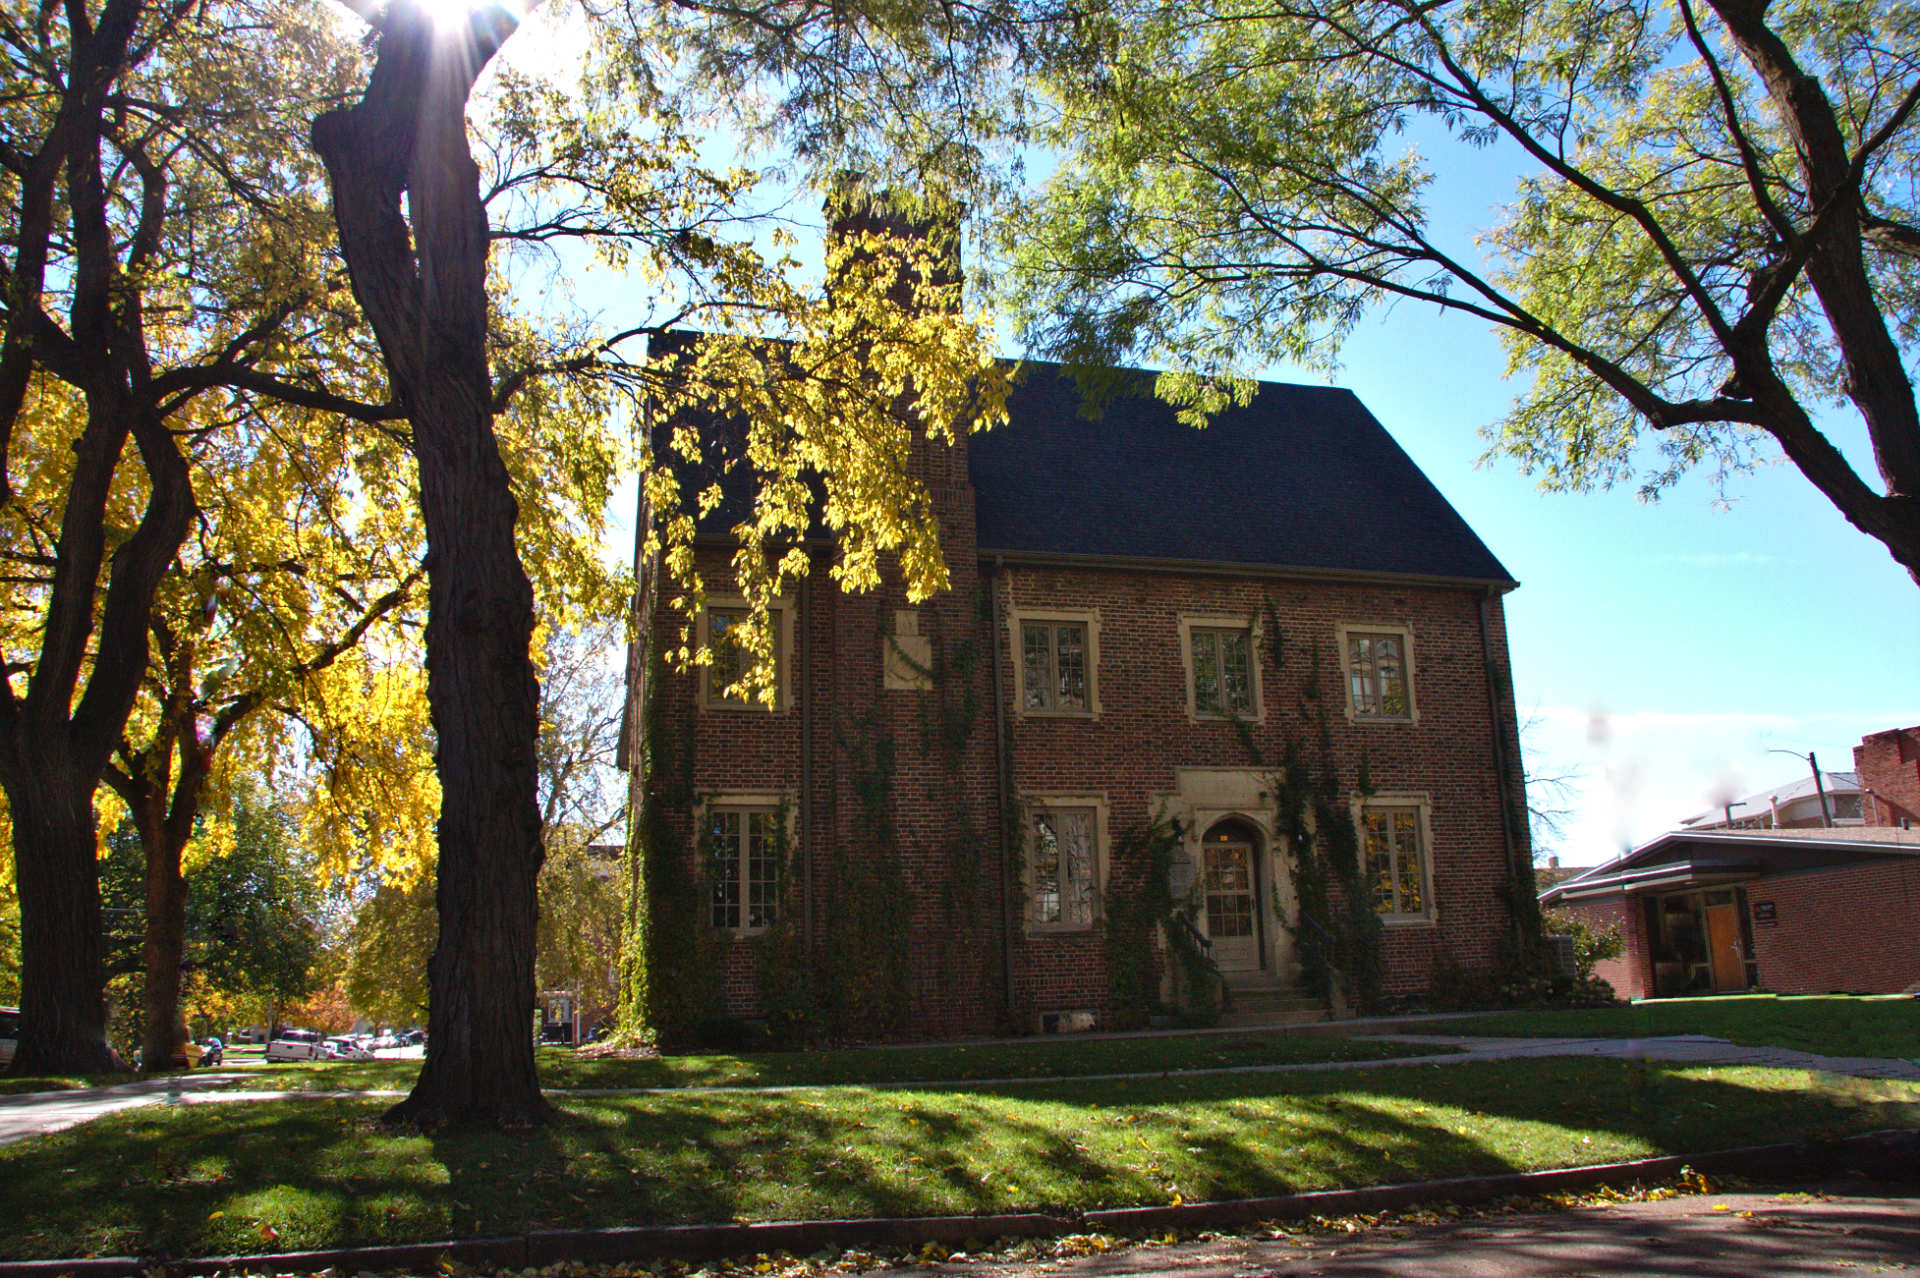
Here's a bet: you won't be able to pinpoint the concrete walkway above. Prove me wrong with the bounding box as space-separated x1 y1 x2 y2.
0 1072 258 1147
1368 1033 1920 1081
4 1034 1916 1148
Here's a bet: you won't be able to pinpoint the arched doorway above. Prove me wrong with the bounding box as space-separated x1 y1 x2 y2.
1201 817 1264 973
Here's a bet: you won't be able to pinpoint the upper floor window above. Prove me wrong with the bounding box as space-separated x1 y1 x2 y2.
701 598 790 711
1358 800 1431 920
1193 627 1254 716
1178 615 1264 722
1339 623 1415 722
1028 802 1100 931
1008 607 1100 716
708 804 782 932
706 607 752 706
1023 621 1087 711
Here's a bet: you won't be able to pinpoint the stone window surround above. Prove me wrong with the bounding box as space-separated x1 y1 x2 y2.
1019 791 1111 935
1335 620 1419 726
698 593 795 713
1177 613 1267 724
1349 790 1437 925
694 791 795 937
1006 605 1103 719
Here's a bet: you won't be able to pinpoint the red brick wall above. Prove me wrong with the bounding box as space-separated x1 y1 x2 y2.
1549 897 1645 999
642 446 1528 1035
647 430 1009 1039
995 564 1524 1006
1746 860 1920 994
1854 725 1920 829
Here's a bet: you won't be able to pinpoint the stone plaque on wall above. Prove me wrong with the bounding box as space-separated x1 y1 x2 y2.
884 609 933 690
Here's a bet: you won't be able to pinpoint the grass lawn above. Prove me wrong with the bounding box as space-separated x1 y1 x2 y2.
170 1031 1453 1096
0 1057 1912 1262
1443 995 1920 1059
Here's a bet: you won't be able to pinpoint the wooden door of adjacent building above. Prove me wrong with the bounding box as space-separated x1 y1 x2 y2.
1704 902 1746 992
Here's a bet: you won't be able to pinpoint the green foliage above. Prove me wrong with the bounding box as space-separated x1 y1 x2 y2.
1103 814 1226 1027
1543 908 1627 980
535 834 623 1024
96 786 325 1051
1264 631 1387 1013
620 696 720 1042
1006 0 1920 580
341 874 434 1030
822 717 914 1040
190 796 327 1015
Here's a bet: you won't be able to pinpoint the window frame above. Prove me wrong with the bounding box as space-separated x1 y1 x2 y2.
1351 792 1436 924
698 594 794 712
1021 793 1110 935
1336 621 1418 725
697 793 793 936
1006 606 1102 719
1178 614 1265 723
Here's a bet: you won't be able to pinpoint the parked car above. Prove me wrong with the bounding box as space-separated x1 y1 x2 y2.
0 1005 16 1068
320 1036 372 1061
401 1029 426 1046
264 1028 323 1062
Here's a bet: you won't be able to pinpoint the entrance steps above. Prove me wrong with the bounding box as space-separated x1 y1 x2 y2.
1219 972 1335 1028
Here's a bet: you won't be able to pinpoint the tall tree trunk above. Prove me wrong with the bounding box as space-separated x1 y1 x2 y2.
138 806 191 1071
312 0 547 1128
0 751 112 1074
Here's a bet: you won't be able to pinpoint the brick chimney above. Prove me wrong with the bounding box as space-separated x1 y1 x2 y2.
825 185 962 313
1854 725 1920 827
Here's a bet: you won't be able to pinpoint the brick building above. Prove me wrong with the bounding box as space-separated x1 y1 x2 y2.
1545 724 1920 999
1856 724 1920 828
624 330 1535 1042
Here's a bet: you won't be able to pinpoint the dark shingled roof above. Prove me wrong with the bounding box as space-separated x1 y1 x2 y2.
969 362 1514 585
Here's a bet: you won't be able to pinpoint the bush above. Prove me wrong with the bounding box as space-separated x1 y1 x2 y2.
1543 908 1625 980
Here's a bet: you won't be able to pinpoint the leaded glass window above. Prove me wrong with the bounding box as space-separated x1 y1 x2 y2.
1347 630 1411 719
707 608 750 706
710 807 781 930
1361 805 1427 918
1021 621 1088 712
1191 627 1255 715
1030 806 1097 930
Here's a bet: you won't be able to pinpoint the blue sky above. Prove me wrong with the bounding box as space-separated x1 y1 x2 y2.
1280 283 1920 867
1238 130 1920 867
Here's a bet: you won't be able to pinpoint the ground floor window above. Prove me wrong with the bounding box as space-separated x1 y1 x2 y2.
1028 804 1098 931
1358 801 1430 919
708 806 781 931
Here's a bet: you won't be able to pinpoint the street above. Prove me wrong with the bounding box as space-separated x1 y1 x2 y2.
877 1188 1920 1278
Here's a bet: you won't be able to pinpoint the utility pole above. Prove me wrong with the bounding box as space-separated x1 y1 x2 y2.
1766 747 1833 828
1808 752 1833 828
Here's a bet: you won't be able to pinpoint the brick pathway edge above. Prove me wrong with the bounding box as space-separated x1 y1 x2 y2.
3 1128 1914 1278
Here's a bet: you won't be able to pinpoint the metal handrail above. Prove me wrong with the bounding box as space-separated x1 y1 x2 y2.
1298 911 1336 960
1175 911 1212 955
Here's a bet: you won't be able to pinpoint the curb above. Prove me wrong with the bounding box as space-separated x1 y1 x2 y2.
4 1128 1914 1278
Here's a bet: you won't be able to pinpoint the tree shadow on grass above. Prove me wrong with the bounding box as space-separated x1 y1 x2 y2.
0 1058 1913 1262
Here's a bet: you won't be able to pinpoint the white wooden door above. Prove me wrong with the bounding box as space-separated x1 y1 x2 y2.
1204 840 1260 972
